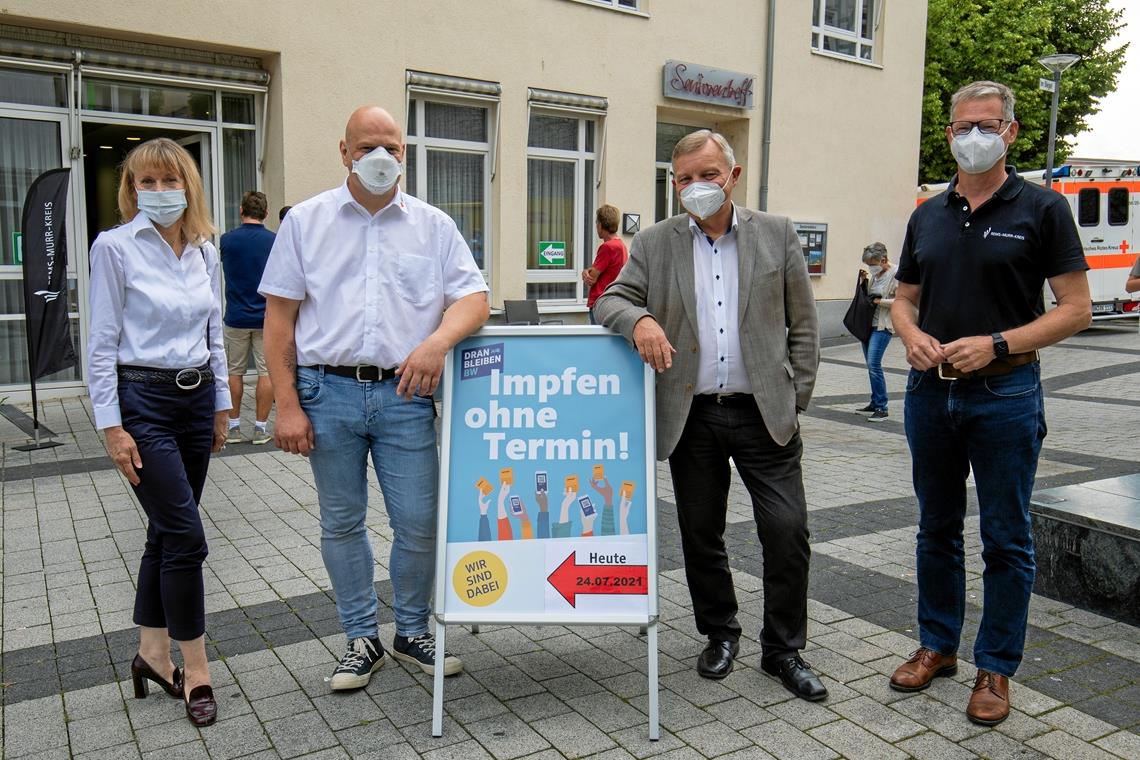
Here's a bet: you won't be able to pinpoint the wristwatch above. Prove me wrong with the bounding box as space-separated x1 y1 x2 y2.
991 332 1009 358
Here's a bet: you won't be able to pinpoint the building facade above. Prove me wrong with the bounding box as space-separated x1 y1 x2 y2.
0 0 927 399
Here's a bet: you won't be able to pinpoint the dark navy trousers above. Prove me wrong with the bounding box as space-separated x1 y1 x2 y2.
119 379 213 641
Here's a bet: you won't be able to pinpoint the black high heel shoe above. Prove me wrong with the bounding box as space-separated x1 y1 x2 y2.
185 684 217 727
131 654 184 699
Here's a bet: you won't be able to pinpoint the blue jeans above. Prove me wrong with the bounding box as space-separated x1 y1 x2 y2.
298 366 438 640
861 329 892 411
903 362 1046 676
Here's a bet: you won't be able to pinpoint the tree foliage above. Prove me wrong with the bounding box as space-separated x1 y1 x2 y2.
920 0 1128 184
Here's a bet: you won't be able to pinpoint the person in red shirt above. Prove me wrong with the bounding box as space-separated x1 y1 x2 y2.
582 204 628 323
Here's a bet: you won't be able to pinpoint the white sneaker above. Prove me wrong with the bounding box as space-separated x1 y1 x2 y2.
225 426 244 444
252 427 272 445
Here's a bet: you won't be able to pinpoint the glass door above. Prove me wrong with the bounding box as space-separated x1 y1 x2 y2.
176 131 216 225
81 120 215 247
0 110 80 386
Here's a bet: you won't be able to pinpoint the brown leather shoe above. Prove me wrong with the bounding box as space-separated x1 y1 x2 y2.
967 670 1010 726
889 647 958 692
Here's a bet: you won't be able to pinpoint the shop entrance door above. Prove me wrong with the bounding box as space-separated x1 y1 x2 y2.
81 121 214 248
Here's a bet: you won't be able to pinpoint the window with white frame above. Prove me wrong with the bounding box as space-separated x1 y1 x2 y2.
811 0 879 62
404 76 497 275
582 0 640 10
526 100 603 302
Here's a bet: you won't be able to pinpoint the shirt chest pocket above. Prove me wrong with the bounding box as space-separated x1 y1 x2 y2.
747 266 782 303
395 253 439 307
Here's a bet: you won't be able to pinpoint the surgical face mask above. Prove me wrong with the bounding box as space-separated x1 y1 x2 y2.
951 125 1010 175
679 174 731 220
136 189 187 228
352 145 402 195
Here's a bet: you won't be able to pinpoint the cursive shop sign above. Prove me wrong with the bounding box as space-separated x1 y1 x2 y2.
663 60 755 109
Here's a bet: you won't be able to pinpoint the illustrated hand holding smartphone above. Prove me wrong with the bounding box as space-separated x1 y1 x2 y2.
534 470 549 512
509 494 526 517
497 480 511 518
578 494 597 533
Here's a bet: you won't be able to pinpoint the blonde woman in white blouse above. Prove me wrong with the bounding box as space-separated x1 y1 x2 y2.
87 138 229 727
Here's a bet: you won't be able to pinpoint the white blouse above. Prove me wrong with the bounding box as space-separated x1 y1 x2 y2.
86 212 231 430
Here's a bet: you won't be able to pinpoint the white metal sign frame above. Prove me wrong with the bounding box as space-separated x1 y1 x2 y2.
431 325 659 740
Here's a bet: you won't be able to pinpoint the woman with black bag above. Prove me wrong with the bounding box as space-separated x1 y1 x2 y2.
854 242 897 421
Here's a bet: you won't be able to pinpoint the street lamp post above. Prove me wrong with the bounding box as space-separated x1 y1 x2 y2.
1038 53 1080 190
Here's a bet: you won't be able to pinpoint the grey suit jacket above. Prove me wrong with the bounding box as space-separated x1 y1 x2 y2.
594 207 819 459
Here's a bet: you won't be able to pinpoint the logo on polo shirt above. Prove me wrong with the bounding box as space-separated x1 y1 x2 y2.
983 227 1026 241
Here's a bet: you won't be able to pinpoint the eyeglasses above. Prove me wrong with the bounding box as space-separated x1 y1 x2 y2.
948 119 1008 136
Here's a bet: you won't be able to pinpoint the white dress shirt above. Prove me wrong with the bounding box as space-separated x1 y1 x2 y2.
87 212 231 430
691 208 752 395
258 183 488 368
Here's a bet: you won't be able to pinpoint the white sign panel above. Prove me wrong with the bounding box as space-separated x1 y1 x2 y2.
437 327 657 625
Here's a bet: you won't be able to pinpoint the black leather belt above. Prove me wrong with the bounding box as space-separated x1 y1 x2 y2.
694 392 755 407
936 351 1039 380
118 364 213 390
311 365 398 382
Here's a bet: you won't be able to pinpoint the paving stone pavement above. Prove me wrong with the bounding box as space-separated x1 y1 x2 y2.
3 323 1139 759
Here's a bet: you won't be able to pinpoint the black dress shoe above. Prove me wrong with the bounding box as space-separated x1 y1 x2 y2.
130 654 184 699
697 639 739 680
761 655 828 701
185 684 217 727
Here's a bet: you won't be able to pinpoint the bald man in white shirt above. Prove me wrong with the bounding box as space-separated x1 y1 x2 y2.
261 106 489 690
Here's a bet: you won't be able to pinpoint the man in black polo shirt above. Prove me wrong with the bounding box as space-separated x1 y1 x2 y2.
888 81 1090 726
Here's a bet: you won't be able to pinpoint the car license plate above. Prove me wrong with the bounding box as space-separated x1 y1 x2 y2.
1091 302 1115 314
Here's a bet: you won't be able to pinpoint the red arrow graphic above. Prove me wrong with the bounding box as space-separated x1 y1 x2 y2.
547 551 649 607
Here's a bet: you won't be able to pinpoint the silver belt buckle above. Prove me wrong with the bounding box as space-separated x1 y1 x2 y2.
175 368 203 390
355 366 370 383
715 393 731 404
936 363 955 381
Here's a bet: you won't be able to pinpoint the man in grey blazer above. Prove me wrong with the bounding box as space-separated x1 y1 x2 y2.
594 130 824 701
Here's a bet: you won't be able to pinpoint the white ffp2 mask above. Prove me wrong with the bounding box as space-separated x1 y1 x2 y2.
951 126 1010 175
679 180 728 220
352 146 402 195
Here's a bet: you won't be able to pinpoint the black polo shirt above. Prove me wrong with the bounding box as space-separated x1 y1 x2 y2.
897 167 1087 344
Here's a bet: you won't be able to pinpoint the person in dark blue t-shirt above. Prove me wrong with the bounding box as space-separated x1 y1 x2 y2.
889 81 1090 728
220 191 276 444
